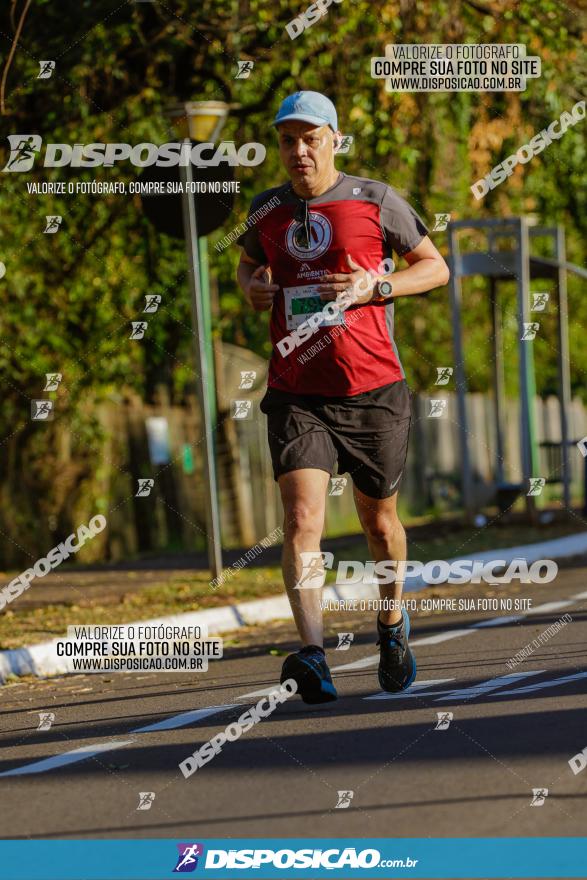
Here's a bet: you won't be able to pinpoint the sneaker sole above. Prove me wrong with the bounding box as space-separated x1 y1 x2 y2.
280 654 338 704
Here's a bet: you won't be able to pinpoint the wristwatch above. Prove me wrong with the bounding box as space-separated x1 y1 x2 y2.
372 279 393 302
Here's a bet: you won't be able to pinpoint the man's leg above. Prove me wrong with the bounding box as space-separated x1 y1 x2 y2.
278 467 331 646
352 485 406 624
277 468 338 703
352 483 416 692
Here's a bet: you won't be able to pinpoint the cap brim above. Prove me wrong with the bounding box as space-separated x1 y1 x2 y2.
272 113 333 129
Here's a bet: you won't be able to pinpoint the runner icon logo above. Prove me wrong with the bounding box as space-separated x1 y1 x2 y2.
3 135 42 172
335 790 354 809
37 712 55 731
136 792 156 811
336 632 354 651
434 712 453 730
173 843 204 872
329 476 347 496
295 551 334 590
530 788 548 806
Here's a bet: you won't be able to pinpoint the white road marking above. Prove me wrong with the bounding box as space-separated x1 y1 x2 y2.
236 687 285 701
526 600 574 615
0 740 136 777
333 592 583 673
133 705 238 733
332 628 476 671
492 670 587 697
435 670 544 702
411 628 475 646
0 705 238 777
364 679 455 700
472 616 522 628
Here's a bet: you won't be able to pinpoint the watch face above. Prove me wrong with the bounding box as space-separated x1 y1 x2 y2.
379 281 393 298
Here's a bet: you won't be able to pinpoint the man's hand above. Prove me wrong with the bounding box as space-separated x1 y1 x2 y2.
244 263 280 311
316 254 376 307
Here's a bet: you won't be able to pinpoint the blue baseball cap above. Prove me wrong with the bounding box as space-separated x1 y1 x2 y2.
272 91 338 131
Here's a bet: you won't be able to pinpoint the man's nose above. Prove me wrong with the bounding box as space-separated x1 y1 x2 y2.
292 139 308 156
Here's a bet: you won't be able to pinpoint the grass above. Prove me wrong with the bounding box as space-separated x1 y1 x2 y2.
0 519 584 650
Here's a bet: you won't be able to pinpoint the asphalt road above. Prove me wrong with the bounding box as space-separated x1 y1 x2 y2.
0 567 586 853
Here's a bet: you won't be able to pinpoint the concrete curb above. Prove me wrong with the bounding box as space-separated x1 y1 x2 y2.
2 531 587 683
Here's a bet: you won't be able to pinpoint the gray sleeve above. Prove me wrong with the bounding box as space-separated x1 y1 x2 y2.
236 198 268 264
380 186 428 257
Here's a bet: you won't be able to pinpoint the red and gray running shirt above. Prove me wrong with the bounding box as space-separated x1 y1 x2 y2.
237 172 428 397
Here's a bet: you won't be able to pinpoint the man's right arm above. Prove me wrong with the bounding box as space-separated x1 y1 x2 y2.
237 252 279 311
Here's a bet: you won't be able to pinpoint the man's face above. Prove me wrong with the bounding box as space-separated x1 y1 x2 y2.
277 120 337 186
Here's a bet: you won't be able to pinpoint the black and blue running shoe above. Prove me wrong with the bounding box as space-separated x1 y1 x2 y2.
280 645 338 704
377 608 417 692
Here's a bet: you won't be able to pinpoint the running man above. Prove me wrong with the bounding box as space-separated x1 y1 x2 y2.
236 91 449 703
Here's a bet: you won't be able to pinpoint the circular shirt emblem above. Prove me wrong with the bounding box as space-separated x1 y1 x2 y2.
285 211 332 261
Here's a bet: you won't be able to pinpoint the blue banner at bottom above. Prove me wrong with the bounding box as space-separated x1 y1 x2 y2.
0 838 585 879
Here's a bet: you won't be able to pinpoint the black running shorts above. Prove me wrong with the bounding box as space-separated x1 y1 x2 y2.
259 379 412 499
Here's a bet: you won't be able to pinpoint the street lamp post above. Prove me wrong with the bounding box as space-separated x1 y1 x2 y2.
167 101 229 581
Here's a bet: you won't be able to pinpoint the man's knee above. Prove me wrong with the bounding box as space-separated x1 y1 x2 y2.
283 502 324 537
363 513 404 546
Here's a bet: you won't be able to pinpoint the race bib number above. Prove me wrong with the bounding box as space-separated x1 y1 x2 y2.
283 284 345 331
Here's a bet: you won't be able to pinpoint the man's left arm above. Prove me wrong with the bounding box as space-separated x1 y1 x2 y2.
373 235 450 301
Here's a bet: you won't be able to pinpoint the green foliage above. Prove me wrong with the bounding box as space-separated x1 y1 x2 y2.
0 0 584 561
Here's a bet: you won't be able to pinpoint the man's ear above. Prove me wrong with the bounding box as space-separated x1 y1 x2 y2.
332 131 342 152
